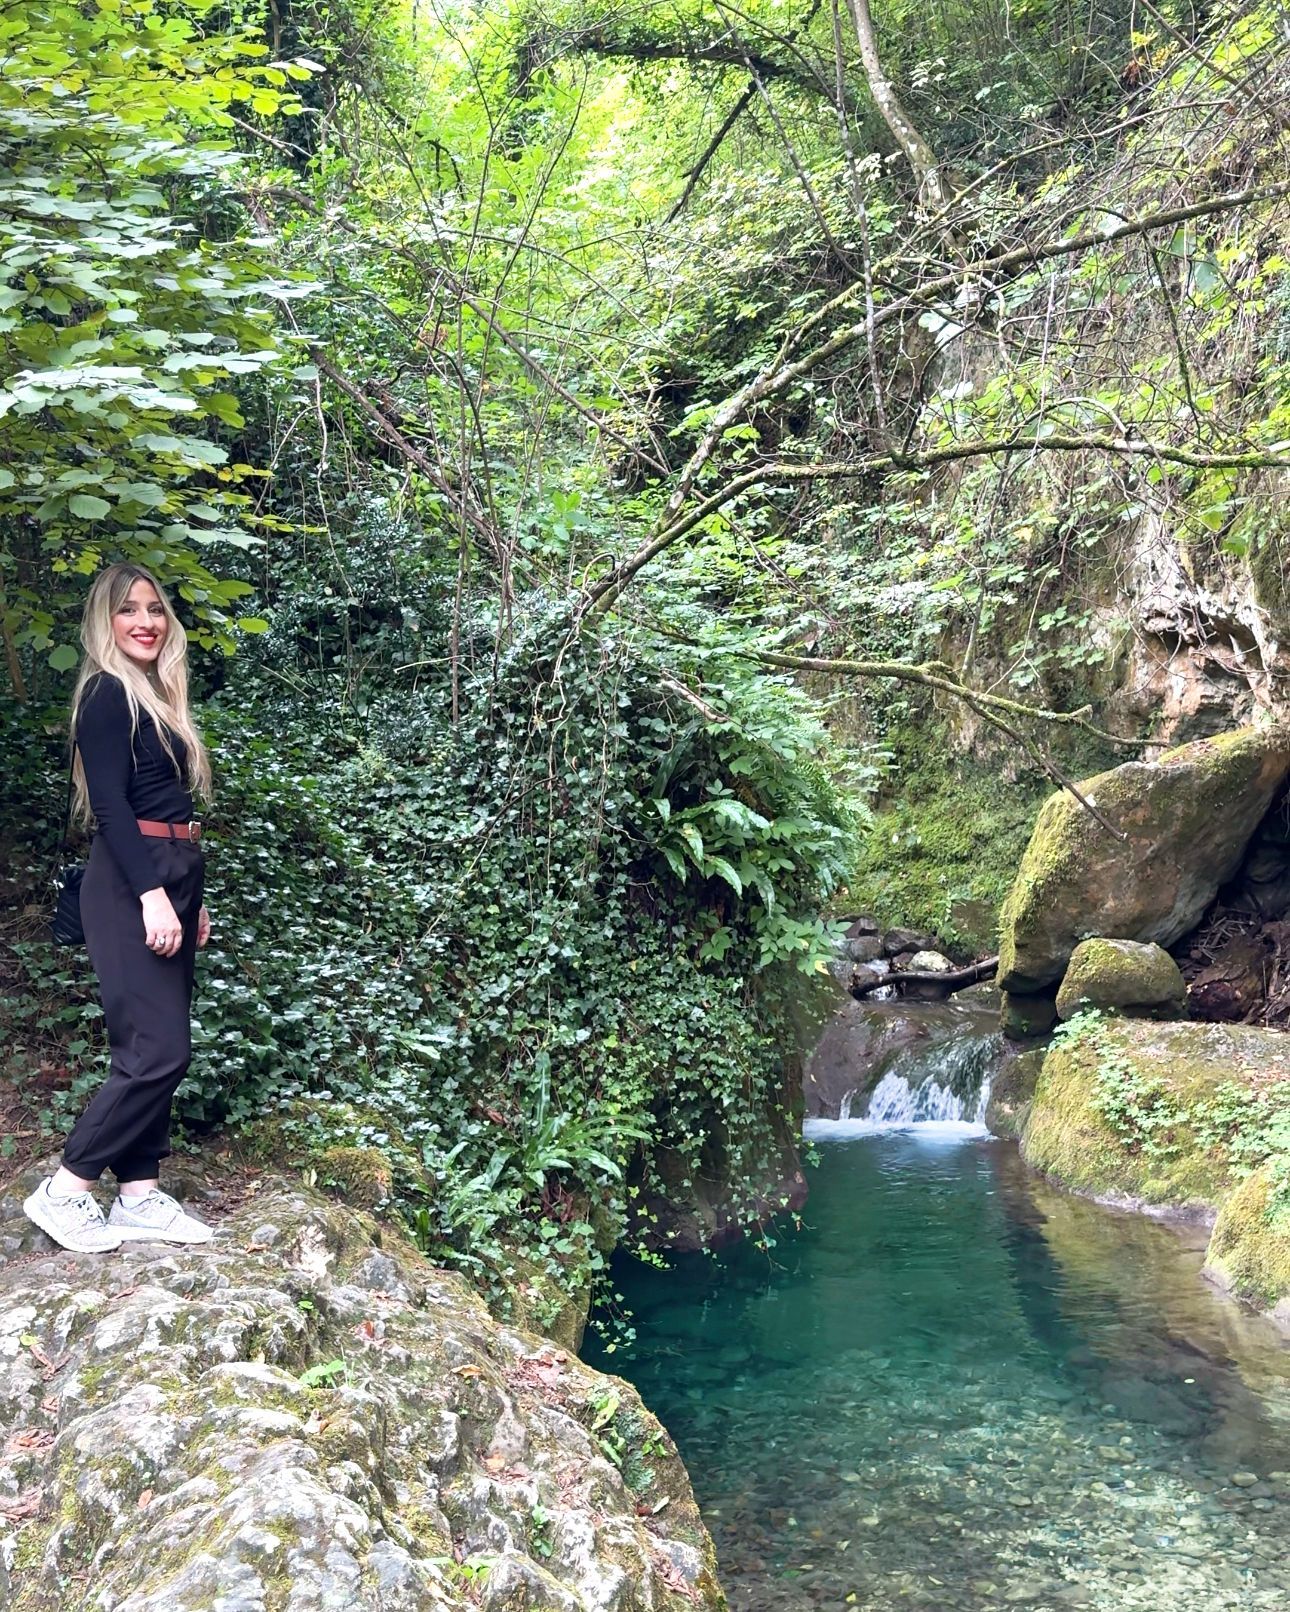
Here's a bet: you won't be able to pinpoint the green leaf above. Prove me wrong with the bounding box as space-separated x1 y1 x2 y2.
236 617 270 633
68 494 111 519
48 643 79 671
704 856 744 896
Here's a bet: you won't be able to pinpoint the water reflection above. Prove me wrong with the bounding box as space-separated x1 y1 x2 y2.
586 1136 1290 1612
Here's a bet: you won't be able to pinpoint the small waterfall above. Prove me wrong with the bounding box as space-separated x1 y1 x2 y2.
806 1002 1000 1141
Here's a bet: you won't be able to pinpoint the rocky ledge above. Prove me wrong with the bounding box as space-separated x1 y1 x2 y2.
1016 1018 1290 1327
0 1160 724 1612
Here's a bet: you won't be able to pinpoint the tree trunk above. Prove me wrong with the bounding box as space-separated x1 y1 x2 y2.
845 0 951 211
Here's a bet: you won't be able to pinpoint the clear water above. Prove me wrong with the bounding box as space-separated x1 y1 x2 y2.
586 1133 1290 1612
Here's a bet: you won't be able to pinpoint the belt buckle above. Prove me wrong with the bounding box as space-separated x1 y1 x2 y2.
188 818 201 842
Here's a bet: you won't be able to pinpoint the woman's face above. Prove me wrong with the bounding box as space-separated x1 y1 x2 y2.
112 579 168 667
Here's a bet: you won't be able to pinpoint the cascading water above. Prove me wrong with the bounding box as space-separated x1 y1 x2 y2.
805 996 1001 1138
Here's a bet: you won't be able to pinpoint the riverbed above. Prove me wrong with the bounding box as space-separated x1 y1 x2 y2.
586 1128 1290 1611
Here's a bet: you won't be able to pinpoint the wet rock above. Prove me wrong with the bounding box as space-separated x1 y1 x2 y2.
883 928 938 957
0 1164 724 1612
843 914 880 938
805 998 1000 1119
985 1049 1044 1141
1055 938 1187 1021
1000 988 1060 1042
848 964 886 996
998 725 1290 993
846 935 883 964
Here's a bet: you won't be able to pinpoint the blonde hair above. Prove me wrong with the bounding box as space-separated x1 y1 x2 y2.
69 564 213 826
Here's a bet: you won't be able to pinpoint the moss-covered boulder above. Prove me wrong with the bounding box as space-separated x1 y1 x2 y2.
1021 1017 1290 1212
985 1048 1044 1140
998 725 1290 993
0 1160 725 1612
999 988 1059 1042
1203 1165 1290 1324
1054 938 1187 1021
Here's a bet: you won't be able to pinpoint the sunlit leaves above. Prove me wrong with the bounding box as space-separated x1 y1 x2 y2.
0 0 319 672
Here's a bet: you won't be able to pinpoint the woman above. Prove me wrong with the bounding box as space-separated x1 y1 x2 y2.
24 564 216 1253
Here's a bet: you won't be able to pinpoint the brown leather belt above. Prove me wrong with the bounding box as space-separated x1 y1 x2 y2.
137 818 203 843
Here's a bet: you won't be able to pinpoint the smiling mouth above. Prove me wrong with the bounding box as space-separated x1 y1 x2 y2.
132 634 159 646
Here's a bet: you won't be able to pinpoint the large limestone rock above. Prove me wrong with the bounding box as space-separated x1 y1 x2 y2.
0 1162 724 1612
1021 1017 1290 1209
1020 1018 1290 1318
998 725 1290 993
1054 937 1187 1021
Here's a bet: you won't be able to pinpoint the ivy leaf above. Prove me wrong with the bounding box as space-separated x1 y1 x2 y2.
48 643 79 671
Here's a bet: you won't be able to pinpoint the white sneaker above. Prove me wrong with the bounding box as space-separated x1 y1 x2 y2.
108 1189 214 1244
23 1178 124 1253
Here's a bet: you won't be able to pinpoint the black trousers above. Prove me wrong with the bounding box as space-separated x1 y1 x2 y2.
62 833 205 1183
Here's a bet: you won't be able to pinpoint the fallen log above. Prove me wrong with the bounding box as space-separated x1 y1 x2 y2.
848 955 999 1000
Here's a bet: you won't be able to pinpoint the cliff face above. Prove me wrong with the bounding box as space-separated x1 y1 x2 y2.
0 1160 724 1612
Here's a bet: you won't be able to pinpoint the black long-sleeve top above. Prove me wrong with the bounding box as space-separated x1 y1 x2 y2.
75 672 193 897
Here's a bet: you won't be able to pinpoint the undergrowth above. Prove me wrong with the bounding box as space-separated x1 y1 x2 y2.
0 529 863 1325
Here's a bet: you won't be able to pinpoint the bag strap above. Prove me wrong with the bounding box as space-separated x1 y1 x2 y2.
60 741 77 858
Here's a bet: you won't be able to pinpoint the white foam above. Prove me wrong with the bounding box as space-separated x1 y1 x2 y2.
806 1071 993 1142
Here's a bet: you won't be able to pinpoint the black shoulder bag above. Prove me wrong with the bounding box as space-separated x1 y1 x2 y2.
51 744 85 946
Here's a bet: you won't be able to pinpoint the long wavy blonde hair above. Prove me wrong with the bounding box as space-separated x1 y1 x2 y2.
69 564 213 826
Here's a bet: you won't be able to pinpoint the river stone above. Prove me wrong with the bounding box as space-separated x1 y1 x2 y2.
0 1161 724 1611
1055 938 1187 1020
998 724 1290 992
843 914 880 937
847 935 883 963
907 950 953 972
883 927 938 957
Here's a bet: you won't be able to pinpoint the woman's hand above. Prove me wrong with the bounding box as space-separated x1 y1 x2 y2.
140 888 183 957
197 905 211 949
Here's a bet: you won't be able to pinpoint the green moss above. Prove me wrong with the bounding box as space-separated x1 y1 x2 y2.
1054 938 1186 1020
847 736 1045 953
1205 1166 1290 1310
315 1145 394 1209
1021 1019 1246 1206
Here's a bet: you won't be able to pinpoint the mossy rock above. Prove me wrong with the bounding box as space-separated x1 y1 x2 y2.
999 725 1290 993
314 1144 394 1209
240 1098 429 1201
986 1049 1044 1140
999 988 1059 1042
1020 1018 1290 1209
1204 1165 1290 1320
1055 938 1186 1021
0 1161 726 1611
